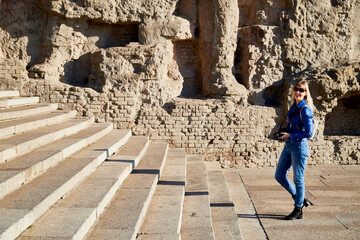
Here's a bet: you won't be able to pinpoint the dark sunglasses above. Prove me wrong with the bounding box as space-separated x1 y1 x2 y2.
293 86 306 93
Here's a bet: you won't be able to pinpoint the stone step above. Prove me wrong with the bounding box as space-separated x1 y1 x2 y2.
0 122 113 199
0 103 58 122
84 142 169 240
137 148 186 240
0 96 39 108
0 117 94 164
181 155 215 240
0 91 20 99
223 169 267 240
0 129 131 240
18 136 149 240
205 161 242 240
0 110 77 140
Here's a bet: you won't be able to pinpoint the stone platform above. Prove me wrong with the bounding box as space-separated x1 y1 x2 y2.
225 165 360 240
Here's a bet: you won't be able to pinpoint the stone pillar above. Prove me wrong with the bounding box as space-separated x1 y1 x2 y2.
198 0 247 98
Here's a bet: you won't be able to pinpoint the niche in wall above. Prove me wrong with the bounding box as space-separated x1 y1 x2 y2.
88 22 139 49
173 40 201 97
324 94 360 136
62 22 139 87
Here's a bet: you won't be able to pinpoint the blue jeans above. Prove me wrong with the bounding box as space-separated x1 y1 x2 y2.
275 141 309 207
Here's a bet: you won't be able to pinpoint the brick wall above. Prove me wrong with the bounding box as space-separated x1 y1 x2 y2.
0 59 26 83
23 80 139 128
18 80 360 167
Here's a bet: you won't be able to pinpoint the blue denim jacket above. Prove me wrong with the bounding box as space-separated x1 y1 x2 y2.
286 99 313 142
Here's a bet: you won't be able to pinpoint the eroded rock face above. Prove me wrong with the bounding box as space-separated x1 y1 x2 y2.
283 0 360 72
41 0 177 23
1 0 360 166
0 0 47 65
89 42 182 104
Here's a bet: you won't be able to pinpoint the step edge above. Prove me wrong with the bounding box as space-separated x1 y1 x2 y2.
0 118 94 164
0 129 129 240
139 148 186 236
207 165 242 239
21 134 148 240
0 123 113 200
132 142 169 240
0 103 58 121
85 141 168 240
0 110 77 140
0 91 20 98
181 154 215 240
0 97 39 108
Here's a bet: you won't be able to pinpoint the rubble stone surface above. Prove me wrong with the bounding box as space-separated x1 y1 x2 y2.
0 0 359 167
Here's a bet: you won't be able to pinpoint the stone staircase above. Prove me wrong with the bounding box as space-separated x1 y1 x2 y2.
0 91 242 240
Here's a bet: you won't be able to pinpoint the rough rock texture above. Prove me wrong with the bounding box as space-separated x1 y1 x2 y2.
283 0 360 72
1 0 360 167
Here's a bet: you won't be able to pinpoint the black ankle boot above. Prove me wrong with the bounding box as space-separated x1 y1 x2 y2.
285 207 303 220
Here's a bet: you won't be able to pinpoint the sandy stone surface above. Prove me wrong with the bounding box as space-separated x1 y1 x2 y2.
231 165 360 240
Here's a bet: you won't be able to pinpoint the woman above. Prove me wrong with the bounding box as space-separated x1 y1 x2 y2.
275 79 314 220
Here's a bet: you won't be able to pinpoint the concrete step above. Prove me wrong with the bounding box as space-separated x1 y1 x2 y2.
181 155 215 240
0 117 94 164
0 91 20 99
205 161 242 240
0 122 113 199
19 136 149 240
0 103 58 121
0 96 39 108
84 142 169 240
0 110 77 139
138 148 186 240
0 129 131 240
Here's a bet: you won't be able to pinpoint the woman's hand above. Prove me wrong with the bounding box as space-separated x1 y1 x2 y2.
279 132 290 139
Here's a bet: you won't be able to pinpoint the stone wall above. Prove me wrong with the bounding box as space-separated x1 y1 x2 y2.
1 0 360 167
235 25 284 90
132 98 283 167
0 59 26 84
18 77 360 167
333 138 360 164
283 0 360 73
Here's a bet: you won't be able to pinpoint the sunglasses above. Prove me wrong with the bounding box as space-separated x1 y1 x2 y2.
293 86 306 93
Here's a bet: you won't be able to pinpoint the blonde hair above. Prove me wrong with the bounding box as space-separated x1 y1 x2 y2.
291 79 314 111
